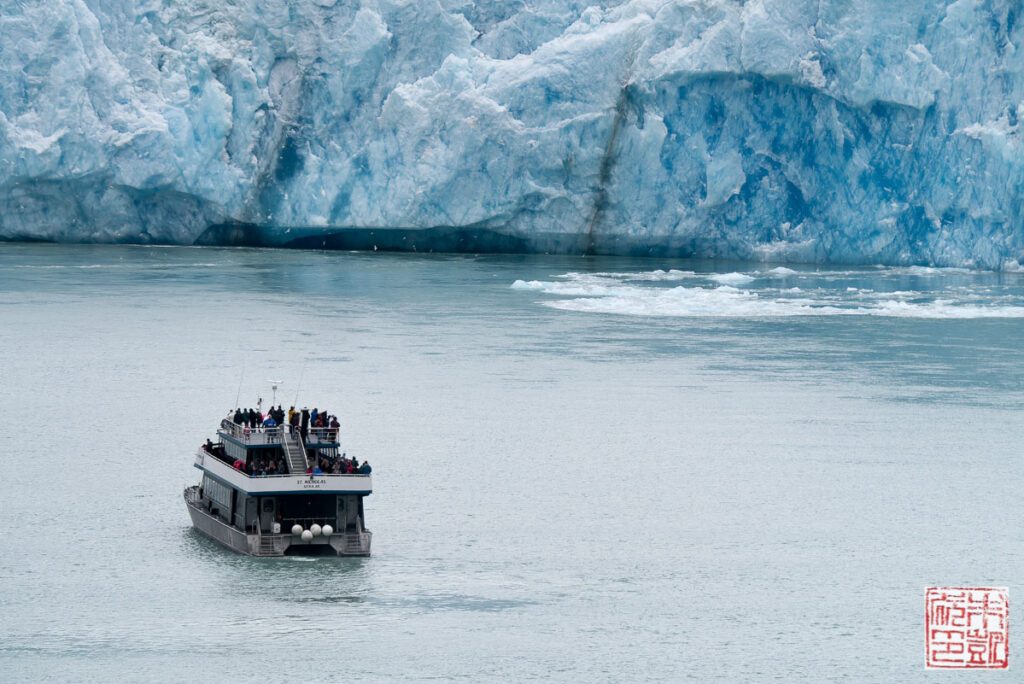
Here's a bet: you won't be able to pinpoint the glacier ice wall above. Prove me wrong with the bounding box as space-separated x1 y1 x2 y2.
2 0 1024 268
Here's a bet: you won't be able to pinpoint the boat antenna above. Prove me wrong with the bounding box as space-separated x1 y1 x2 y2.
234 360 245 408
268 379 282 406
293 362 305 406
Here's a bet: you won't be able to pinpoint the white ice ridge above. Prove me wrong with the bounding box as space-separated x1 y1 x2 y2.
511 270 1024 318
2 2 1024 268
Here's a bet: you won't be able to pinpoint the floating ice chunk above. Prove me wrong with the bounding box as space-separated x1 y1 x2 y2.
621 269 696 281
511 280 548 291
709 272 755 286
511 278 640 297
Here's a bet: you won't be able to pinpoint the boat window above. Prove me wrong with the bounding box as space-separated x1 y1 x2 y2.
202 475 233 514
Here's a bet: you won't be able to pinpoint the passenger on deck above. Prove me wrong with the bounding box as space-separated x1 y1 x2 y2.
359 461 372 474
287 406 296 431
310 408 319 427
204 439 214 452
264 414 277 428
300 407 310 441
233 408 243 425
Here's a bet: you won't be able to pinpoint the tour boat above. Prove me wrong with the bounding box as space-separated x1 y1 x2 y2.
184 411 372 556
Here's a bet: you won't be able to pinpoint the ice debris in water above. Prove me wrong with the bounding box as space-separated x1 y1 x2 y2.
2 1 1024 268
513 269 1024 318
709 272 755 286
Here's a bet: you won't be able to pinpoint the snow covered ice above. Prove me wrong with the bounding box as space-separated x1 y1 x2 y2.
2 1 1024 268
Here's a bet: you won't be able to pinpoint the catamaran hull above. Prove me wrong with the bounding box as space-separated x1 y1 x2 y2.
184 491 371 557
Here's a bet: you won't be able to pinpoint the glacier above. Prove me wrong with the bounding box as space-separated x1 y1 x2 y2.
2 0 1024 268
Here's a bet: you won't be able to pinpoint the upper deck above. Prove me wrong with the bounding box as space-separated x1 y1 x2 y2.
218 419 340 448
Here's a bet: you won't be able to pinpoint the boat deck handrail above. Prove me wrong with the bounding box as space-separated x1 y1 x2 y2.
197 447 370 478
219 419 339 444
219 420 282 442
307 427 340 443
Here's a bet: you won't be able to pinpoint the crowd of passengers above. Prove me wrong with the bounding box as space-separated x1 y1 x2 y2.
201 440 372 477
310 452 372 476
239 453 289 477
231 405 340 441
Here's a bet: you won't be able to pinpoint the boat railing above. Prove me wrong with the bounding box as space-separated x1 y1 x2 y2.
307 427 340 443
198 445 234 468
218 420 339 445
197 446 371 477
297 435 310 469
219 419 285 442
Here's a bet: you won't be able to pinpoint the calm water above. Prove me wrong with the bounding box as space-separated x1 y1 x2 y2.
0 243 1022 682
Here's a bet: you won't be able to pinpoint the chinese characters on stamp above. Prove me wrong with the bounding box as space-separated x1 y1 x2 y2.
926 587 1008 668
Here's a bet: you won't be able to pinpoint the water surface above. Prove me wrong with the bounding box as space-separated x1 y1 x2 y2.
0 244 1021 681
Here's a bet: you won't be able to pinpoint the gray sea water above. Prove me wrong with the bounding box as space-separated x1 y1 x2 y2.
0 243 1022 682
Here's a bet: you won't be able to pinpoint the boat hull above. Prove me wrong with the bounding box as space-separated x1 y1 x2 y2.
184 488 371 557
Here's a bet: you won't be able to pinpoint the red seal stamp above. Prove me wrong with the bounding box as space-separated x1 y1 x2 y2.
926 587 1008 668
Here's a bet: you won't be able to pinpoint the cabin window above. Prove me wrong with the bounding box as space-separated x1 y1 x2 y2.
202 475 233 516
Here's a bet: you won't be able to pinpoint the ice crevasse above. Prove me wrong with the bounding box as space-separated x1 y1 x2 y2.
2 0 1024 268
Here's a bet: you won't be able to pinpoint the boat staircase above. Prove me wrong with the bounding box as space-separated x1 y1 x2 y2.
258 535 281 556
281 431 309 473
343 532 364 554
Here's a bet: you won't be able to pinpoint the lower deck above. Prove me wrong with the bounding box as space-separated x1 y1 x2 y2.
185 485 371 557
